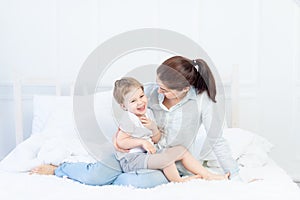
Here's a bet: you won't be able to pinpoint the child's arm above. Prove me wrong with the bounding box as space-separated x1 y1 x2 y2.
113 129 129 153
116 129 156 154
139 116 161 143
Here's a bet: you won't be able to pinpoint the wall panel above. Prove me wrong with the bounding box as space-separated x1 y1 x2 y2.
0 83 15 160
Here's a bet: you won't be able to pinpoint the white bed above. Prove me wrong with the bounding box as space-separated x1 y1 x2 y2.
0 78 300 200
0 157 299 200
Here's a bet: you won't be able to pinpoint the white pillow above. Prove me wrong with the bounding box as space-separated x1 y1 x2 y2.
237 146 270 167
223 128 256 159
224 128 273 157
201 128 273 168
192 126 253 162
32 95 78 135
32 91 118 138
44 91 118 139
40 96 75 137
32 95 59 134
0 91 117 172
237 132 273 167
94 91 118 140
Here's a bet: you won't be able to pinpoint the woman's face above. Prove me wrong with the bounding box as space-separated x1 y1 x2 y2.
156 77 189 100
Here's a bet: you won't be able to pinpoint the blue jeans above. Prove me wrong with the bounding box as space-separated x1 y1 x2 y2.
55 154 168 188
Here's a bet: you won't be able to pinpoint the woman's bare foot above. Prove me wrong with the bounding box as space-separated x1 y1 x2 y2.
175 174 201 182
248 178 263 183
30 164 58 175
206 172 229 180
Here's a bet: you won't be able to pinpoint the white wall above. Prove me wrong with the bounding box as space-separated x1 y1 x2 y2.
0 0 300 179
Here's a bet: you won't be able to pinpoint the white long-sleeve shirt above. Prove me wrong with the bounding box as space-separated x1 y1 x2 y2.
144 83 240 177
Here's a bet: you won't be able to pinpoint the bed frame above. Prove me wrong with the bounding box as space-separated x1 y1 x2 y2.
13 66 240 145
13 79 62 145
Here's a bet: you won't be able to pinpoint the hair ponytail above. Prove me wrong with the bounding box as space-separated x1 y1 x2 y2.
193 59 216 103
157 56 217 103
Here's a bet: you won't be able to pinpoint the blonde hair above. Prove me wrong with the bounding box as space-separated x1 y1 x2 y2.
113 77 144 104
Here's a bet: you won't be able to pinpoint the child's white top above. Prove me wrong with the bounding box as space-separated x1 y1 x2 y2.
115 109 156 159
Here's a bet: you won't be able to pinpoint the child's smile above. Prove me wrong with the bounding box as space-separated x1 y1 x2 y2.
123 87 148 116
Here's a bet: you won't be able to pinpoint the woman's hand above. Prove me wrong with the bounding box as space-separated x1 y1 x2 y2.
142 140 156 154
140 116 156 130
140 116 161 143
112 129 129 153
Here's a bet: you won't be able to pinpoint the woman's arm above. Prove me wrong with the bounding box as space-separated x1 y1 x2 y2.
199 92 240 179
151 129 161 144
139 116 161 143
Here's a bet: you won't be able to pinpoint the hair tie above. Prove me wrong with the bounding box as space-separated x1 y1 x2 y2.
192 60 199 72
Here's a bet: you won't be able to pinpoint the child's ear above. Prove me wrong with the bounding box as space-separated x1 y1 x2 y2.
120 104 127 111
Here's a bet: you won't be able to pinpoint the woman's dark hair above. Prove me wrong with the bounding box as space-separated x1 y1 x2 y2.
156 56 216 103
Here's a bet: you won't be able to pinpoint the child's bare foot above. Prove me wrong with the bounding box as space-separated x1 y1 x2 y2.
30 164 57 175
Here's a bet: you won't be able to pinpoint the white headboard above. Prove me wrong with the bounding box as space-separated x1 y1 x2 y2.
230 64 240 128
13 79 61 145
13 66 239 145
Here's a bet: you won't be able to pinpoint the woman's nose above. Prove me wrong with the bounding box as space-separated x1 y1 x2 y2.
157 88 163 94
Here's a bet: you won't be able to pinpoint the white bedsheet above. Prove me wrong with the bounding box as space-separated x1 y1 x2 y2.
0 126 299 200
0 158 300 200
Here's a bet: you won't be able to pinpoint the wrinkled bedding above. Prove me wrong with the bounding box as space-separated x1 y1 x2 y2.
0 127 299 200
0 159 300 200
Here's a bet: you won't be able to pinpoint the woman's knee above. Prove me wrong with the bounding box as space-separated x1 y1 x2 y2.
168 145 188 158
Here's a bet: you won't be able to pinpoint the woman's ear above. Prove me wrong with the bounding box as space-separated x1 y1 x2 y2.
183 86 190 93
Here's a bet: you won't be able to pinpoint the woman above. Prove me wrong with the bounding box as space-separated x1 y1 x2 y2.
31 56 240 188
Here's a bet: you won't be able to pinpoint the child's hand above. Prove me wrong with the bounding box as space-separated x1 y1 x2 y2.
140 116 157 131
142 140 156 154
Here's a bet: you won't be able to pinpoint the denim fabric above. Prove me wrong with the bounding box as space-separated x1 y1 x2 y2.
55 153 168 188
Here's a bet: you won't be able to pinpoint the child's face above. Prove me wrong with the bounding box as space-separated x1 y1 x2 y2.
122 87 148 116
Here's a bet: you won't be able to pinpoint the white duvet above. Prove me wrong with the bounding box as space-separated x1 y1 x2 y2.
0 159 300 200
0 128 98 172
0 127 300 200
